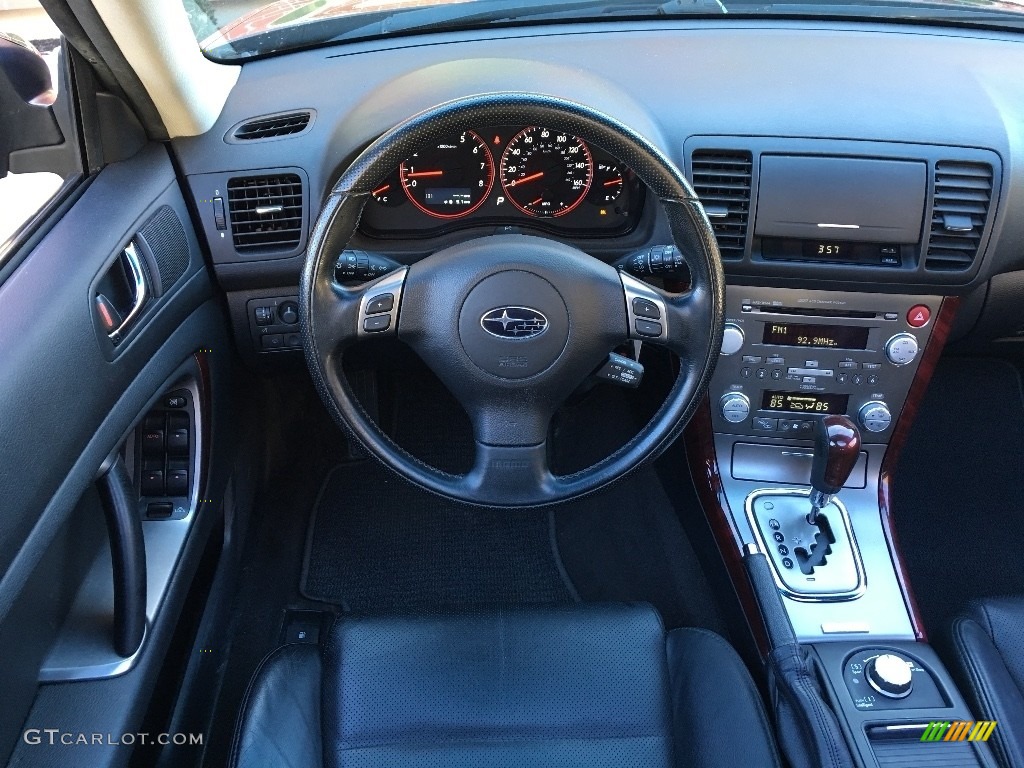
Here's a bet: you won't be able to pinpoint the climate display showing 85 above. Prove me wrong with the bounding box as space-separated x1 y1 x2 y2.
360 125 641 237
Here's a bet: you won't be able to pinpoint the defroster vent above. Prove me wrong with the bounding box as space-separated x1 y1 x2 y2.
925 161 993 272
691 150 753 260
227 174 303 252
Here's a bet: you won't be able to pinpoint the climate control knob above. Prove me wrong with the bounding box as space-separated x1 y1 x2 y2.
720 392 751 424
859 401 892 433
721 323 745 356
885 333 919 366
866 653 914 699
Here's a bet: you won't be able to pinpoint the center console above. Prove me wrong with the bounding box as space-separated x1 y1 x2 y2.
706 285 940 639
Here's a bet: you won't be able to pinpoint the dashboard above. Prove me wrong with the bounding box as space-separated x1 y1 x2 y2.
172 18 1024 361
359 125 643 238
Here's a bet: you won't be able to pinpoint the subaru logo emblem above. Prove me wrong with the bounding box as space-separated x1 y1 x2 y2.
480 306 549 339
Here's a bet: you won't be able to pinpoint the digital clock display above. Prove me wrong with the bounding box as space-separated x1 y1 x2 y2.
762 391 850 414
762 322 869 350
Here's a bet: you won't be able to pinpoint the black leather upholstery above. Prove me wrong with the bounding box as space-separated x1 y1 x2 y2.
230 644 322 768
231 604 780 768
950 597 1024 768
667 627 782 768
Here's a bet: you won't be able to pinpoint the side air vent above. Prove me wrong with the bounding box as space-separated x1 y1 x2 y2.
227 174 303 252
924 161 993 272
690 150 753 260
229 110 313 142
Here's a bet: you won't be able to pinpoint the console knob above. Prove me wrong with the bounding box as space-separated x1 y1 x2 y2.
858 401 892 433
720 392 750 424
885 333 919 366
866 653 913 699
720 323 745 355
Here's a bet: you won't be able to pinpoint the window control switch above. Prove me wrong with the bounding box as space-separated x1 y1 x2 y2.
166 469 189 497
167 428 189 456
141 469 165 497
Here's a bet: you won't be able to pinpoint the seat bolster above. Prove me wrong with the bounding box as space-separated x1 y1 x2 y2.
230 643 323 768
666 627 782 768
950 611 1024 768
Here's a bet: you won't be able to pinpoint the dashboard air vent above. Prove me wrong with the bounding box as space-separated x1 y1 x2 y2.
925 161 993 272
232 111 311 141
690 150 753 260
227 174 303 252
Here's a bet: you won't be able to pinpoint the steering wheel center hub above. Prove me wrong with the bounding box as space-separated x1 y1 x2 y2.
458 269 569 379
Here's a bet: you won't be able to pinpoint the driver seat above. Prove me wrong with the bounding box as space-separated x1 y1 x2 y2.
230 603 781 768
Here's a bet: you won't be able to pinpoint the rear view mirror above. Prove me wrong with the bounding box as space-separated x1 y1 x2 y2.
0 32 55 106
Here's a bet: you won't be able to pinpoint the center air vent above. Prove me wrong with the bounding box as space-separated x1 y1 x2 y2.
227 174 303 252
925 161 993 272
690 150 753 260
229 111 312 142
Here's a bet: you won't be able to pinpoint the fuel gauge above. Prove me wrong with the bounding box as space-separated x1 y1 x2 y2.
590 161 625 204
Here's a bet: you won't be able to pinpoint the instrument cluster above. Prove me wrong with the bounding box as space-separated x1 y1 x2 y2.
358 125 644 238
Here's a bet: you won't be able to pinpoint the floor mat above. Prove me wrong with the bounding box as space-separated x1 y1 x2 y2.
301 462 578 610
893 357 1024 634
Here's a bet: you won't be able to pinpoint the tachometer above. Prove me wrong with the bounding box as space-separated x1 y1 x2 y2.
499 127 593 217
400 130 493 218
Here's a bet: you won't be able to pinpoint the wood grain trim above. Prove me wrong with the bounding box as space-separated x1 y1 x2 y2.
684 403 771 656
877 296 961 642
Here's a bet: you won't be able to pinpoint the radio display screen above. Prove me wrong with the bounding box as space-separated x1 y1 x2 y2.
762 391 850 414
762 322 869 350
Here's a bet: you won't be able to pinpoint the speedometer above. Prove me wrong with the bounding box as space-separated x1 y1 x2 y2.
499 127 593 217
400 130 493 218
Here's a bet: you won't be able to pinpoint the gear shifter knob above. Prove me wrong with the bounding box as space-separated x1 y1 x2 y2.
808 414 861 523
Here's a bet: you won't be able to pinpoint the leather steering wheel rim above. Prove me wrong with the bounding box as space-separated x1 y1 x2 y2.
300 93 725 508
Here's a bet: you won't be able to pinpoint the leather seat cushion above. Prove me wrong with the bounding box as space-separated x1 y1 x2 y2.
231 603 781 768
949 596 1024 768
322 604 673 768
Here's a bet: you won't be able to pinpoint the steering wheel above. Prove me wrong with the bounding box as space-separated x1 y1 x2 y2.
300 93 724 507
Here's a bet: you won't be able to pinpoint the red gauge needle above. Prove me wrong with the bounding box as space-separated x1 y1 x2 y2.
512 171 544 186
372 183 390 196
530 197 544 206
603 178 623 186
404 170 444 178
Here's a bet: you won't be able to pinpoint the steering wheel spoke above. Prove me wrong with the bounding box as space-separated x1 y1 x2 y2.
465 442 555 506
308 264 408 352
621 270 714 362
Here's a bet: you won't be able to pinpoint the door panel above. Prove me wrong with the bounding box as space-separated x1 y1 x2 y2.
0 142 232 765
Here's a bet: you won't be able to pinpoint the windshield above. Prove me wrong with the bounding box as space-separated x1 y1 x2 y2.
184 0 1024 60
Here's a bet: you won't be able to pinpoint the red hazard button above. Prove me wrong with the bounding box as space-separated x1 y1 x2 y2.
907 305 931 328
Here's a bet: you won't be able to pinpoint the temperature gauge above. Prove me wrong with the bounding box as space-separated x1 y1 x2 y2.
370 169 404 207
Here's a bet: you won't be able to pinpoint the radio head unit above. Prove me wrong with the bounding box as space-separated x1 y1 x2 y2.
710 287 941 442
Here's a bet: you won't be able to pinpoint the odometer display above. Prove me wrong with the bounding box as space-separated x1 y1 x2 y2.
400 131 493 218
499 126 593 217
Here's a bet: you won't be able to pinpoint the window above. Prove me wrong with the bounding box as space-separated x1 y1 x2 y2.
0 2 79 256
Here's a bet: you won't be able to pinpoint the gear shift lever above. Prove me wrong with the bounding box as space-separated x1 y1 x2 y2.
808 414 861 525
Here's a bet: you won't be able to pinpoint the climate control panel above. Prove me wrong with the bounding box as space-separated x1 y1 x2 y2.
710 287 942 442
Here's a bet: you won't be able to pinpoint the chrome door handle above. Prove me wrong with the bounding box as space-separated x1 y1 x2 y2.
108 242 148 344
